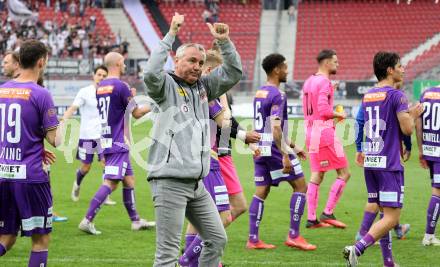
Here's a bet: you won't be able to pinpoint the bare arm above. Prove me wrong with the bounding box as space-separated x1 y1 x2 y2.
415 117 423 153
62 105 79 121
397 103 423 135
132 105 151 119
397 112 415 136
219 94 231 120
271 118 292 156
45 124 64 148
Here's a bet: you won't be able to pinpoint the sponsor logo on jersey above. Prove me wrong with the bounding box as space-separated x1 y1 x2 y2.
255 90 269 99
364 155 387 168
0 88 32 100
97 85 114 95
424 91 440 100
363 92 387 102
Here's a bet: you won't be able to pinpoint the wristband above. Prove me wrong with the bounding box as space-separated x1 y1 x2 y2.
237 130 246 142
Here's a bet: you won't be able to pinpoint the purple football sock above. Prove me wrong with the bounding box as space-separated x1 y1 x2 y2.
359 211 377 237
28 250 48 267
76 169 86 186
289 192 306 239
179 235 202 266
380 231 394 267
249 196 264 243
185 234 197 251
0 243 6 256
85 185 112 221
426 195 440 234
354 233 375 256
123 187 140 222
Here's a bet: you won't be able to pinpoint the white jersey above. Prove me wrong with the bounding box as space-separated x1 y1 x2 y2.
72 84 101 139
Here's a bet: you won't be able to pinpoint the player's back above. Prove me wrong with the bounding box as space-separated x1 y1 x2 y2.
0 80 58 183
362 86 408 171
420 87 440 162
96 77 132 154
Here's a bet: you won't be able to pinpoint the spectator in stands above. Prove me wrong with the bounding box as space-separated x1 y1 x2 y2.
61 0 68 12
0 0 5 12
55 1 61 12
79 0 86 17
288 4 295 23
69 1 78 16
89 15 96 32
202 9 212 23
120 39 129 56
94 0 103 8
46 0 51 7
210 4 219 23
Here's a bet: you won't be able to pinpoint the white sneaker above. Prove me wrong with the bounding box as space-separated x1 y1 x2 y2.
78 218 102 235
422 234 440 246
343 245 358 267
131 218 156 231
71 181 80 202
104 196 116 205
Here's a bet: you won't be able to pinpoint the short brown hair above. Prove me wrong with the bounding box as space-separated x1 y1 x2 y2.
19 40 48 69
316 49 336 64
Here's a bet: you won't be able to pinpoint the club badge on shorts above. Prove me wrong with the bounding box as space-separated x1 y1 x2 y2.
320 160 329 167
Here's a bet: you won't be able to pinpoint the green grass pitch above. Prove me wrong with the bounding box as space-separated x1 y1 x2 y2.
1 119 437 266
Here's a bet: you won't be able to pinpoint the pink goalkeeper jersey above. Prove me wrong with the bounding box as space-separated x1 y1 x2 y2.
302 74 336 150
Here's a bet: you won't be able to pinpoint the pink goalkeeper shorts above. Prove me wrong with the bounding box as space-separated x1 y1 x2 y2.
218 155 243 195
308 143 348 172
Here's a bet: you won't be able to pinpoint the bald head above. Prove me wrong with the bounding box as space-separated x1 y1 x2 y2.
104 52 125 76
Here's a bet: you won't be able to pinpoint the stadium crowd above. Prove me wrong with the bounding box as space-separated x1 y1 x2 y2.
0 2 129 59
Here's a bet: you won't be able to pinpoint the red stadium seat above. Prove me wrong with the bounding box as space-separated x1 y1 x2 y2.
294 1 440 80
144 0 261 80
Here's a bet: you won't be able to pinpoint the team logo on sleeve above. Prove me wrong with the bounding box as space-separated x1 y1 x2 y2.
47 108 57 117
